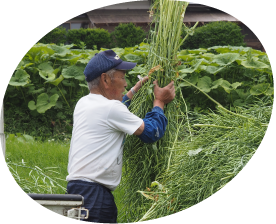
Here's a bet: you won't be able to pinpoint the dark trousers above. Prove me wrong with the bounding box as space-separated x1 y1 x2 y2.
67 180 117 223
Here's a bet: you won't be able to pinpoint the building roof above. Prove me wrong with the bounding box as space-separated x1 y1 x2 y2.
86 9 239 25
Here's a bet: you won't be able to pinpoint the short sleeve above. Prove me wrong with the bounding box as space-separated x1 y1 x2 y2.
107 101 143 135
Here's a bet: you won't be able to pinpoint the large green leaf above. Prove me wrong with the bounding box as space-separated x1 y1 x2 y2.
241 59 269 69
110 48 125 57
28 93 59 113
62 79 76 87
45 75 64 86
205 66 225 75
62 64 86 81
178 74 199 87
265 87 274 96
179 59 204 73
9 69 30 86
211 78 242 93
235 89 251 100
79 83 88 88
16 60 34 70
231 82 243 90
25 44 55 63
39 70 55 81
197 76 212 93
177 54 196 62
48 45 71 57
250 83 270 95
38 62 56 81
124 54 143 63
187 48 207 54
129 65 147 75
139 42 149 50
38 62 54 72
212 53 240 66
27 86 45 94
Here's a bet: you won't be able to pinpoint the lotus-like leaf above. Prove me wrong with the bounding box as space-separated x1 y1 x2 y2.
129 65 147 75
38 62 56 81
110 48 125 57
45 75 64 86
16 60 33 70
28 93 59 113
197 76 212 93
49 45 71 57
241 59 269 69
212 53 240 66
177 54 196 62
27 86 45 94
62 64 86 81
79 83 88 88
179 59 204 73
124 54 143 63
211 79 242 93
235 89 250 100
9 69 30 86
265 87 274 96
205 66 225 75
187 48 207 54
250 83 270 95
25 45 55 63
62 79 76 87
28 101 37 110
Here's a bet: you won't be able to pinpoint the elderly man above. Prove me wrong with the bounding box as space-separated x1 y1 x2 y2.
66 50 175 223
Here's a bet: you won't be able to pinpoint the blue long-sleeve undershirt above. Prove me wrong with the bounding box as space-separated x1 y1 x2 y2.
122 95 168 143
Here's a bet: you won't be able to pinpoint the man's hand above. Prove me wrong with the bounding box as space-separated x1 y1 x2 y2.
133 76 149 92
153 80 175 110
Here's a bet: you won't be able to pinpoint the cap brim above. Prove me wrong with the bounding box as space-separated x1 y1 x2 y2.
114 61 137 70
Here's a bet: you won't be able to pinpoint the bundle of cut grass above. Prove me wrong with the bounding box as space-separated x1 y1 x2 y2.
121 0 197 222
135 98 272 221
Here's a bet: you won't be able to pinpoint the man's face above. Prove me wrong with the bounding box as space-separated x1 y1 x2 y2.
109 70 127 101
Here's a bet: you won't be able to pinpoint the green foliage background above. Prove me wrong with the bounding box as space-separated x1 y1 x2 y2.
38 27 67 46
4 43 273 142
110 23 147 48
67 28 111 50
181 21 246 49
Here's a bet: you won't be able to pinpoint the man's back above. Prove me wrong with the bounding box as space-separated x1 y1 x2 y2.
66 93 142 190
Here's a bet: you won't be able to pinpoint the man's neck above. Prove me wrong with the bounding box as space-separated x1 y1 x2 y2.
90 87 109 100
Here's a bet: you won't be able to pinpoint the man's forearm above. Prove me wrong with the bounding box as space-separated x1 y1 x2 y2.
153 99 165 110
126 85 139 100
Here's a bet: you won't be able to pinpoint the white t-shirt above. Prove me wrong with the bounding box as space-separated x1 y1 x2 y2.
66 94 143 191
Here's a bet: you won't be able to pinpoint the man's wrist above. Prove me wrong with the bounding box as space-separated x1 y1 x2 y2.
153 99 165 110
133 84 140 93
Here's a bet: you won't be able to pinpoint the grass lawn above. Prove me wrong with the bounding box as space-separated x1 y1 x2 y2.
5 138 125 221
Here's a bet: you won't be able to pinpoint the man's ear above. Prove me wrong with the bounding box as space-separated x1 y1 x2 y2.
100 73 111 88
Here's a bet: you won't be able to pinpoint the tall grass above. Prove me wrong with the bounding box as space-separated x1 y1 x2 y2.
129 99 272 221
121 0 194 221
5 139 125 219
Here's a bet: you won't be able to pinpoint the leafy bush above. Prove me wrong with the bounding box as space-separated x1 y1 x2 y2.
111 23 146 48
85 28 111 50
38 27 67 45
67 28 111 49
181 21 246 49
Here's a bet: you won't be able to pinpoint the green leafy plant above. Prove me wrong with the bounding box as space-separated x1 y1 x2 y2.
111 23 146 48
181 21 246 49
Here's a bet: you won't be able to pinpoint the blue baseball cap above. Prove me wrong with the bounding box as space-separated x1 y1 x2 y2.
84 50 137 82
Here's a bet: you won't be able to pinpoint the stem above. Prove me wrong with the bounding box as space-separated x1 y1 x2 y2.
180 78 250 120
180 90 193 142
57 86 70 108
193 124 233 129
19 87 26 103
